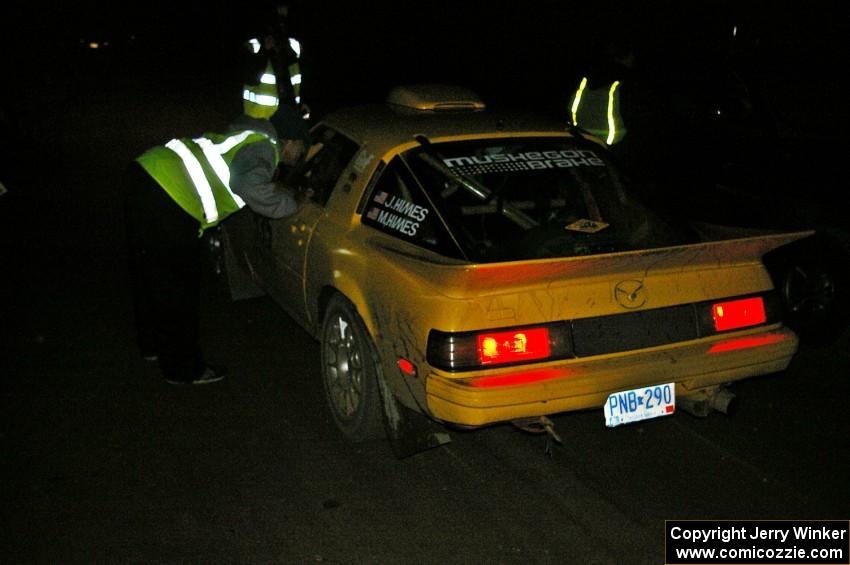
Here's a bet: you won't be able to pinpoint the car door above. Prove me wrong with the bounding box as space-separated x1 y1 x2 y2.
266 126 361 326
265 199 322 327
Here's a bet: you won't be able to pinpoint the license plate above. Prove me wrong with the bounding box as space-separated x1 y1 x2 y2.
604 383 675 427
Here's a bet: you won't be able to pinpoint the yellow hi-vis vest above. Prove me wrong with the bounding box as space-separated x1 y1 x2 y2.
243 59 279 119
136 130 278 233
569 77 626 145
242 37 303 118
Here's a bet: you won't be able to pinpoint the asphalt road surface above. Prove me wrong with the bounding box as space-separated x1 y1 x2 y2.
2 51 849 564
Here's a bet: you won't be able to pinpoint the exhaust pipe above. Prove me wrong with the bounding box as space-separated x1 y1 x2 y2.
678 388 736 417
709 388 736 415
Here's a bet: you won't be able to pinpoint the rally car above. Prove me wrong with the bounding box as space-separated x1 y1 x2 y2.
222 85 810 447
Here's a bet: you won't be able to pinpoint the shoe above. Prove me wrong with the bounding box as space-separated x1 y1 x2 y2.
165 366 226 385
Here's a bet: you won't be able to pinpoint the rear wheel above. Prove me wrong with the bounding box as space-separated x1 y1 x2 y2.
768 235 850 344
320 294 385 441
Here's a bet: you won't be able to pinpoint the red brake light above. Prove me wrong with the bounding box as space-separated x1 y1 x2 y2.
428 324 571 371
712 297 766 332
477 327 551 366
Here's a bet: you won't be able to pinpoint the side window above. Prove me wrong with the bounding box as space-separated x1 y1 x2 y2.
286 126 359 206
361 157 461 258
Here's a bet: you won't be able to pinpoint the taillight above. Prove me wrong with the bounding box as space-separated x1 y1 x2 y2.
478 327 551 366
711 297 766 332
427 323 572 372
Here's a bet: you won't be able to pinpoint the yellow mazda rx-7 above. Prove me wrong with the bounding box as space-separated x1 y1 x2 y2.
223 85 810 446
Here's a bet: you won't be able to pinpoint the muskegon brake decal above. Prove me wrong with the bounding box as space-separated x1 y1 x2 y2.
367 191 430 237
443 149 606 175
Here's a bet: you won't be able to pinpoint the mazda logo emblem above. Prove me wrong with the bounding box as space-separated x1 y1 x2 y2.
614 280 647 309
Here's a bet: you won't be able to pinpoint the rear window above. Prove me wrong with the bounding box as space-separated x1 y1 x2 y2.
362 137 694 262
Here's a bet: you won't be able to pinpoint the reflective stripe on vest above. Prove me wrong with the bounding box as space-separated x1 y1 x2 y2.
606 81 621 145
289 63 301 104
193 132 254 207
165 139 220 223
289 37 301 58
288 38 302 103
243 89 278 107
571 77 588 127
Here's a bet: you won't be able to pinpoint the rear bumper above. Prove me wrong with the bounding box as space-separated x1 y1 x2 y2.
425 325 797 426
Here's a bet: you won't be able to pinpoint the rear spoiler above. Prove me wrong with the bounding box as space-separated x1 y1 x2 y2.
374 230 814 295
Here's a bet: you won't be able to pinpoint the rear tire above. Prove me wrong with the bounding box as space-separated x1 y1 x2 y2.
320 294 385 441
767 235 850 345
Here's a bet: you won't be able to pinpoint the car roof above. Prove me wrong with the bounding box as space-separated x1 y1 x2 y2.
320 103 578 156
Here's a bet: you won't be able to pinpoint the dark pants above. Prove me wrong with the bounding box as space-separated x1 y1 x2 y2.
124 163 206 381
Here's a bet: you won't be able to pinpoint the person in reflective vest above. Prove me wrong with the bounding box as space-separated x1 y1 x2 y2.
567 40 635 146
569 77 626 145
242 37 281 119
124 106 310 385
241 2 306 119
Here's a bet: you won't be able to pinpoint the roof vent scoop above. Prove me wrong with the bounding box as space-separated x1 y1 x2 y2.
386 84 486 112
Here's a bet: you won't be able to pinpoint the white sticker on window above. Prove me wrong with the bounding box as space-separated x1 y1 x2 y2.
367 206 420 237
443 149 605 175
372 192 429 222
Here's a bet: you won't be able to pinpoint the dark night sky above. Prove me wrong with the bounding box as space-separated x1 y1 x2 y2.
7 1 848 76
3 1 848 128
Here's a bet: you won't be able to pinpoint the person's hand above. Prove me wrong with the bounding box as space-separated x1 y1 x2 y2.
293 186 314 210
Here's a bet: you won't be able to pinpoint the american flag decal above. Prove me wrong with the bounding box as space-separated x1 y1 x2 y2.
373 191 388 204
